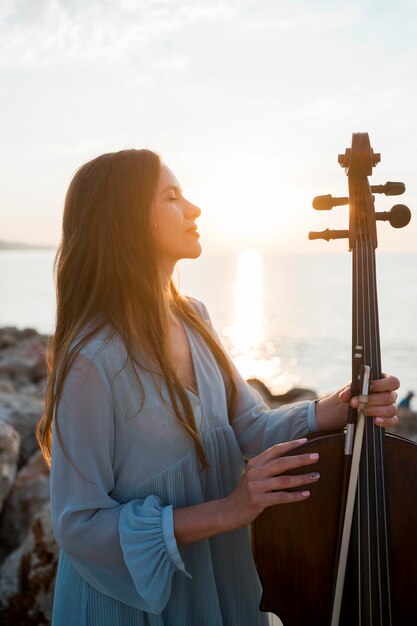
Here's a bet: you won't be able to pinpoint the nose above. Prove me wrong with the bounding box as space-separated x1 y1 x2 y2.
185 199 201 219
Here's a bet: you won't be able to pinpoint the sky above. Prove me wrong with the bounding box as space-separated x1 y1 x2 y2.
1 0 417 254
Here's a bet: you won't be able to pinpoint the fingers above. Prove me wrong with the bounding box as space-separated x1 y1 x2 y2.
350 392 398 414
248 437 308 469
374 415 400 428
251 451 320 481
241 440 321 515
339 385 352 403
266 470 320 492
248 470 320 498
347 374 400 429
245 469 320 510
369 374 400 393
366 391 398 406
262 488 312 506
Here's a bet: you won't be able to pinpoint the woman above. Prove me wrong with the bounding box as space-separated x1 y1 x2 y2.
37 149 399 626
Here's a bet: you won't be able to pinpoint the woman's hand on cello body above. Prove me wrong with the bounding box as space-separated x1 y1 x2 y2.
174 376 398 545
173 438 319 545
223 438 320 529
316 374 400 432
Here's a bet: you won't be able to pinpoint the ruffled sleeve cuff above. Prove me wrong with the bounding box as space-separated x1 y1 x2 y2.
119 495 191 614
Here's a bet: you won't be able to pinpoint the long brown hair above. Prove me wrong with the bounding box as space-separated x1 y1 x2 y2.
37 149 237 468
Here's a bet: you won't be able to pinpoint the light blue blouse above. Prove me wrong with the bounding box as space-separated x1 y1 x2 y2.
50 300 318 626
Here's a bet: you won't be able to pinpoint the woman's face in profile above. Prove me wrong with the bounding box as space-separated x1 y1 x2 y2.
152 163 202 270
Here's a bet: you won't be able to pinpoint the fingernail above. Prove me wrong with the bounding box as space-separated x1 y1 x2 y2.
310 472 320 479
375 417 384 424
309 453 319 460
301 491 310 497
298 438 308 443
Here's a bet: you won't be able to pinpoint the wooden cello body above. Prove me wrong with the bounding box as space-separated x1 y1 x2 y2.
252 134 417 626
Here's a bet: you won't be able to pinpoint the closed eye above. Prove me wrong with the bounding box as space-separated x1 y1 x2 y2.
164 185 183 201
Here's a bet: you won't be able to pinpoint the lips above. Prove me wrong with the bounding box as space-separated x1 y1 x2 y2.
185 225 199 236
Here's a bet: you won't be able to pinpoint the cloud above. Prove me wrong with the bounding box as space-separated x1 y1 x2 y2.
0 0 241 67
238 2 361 32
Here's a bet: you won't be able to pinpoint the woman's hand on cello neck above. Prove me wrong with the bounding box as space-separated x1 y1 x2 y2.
315 374 400 432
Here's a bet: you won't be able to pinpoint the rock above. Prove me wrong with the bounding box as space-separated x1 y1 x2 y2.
0 394 44 466
0 421 20 513
247 377 317 407
0 351 46 389
0 330 48 394
0 451 50 551
0 503 58 625
21 382 46 399
0 329 17 350
0 379 15 394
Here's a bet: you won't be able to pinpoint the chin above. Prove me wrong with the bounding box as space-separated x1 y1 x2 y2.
181 244 202 261
188 248 202 260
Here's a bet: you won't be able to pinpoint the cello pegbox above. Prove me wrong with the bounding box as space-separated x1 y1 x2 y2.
338 141 380 176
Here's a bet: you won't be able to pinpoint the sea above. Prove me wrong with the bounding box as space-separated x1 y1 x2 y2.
1 249 416 401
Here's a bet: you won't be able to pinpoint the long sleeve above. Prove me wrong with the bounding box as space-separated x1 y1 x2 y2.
193 299 319 457
227 364 318 455
50 352 189 614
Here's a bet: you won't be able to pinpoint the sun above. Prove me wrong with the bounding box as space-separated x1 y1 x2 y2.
196 156 304 251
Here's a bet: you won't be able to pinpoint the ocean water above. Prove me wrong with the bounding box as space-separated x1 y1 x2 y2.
1 249 416 399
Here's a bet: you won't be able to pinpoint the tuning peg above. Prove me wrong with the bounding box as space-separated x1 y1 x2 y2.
308 229 349 241
375 204 411 228
371 182 405 196
312 195 349 210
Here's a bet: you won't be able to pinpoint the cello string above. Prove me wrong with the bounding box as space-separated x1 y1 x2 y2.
367 236 381 622
356 212 372 624
353 175 391 625
367 236 384 623
355 220 360 621
363 193 392 624
363 204 384 624
353 231 363 624
369 233 393 623
361 217 374 623
363 232 379 623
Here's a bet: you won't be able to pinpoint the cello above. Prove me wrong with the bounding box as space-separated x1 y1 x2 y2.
252 133 417 625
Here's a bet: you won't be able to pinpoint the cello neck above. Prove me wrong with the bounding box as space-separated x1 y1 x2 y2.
346 143 393 625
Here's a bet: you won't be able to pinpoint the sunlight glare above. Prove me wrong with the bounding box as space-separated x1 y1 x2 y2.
202 156 302 251
223 249 302 393
224 249 281 384
230 248 265 352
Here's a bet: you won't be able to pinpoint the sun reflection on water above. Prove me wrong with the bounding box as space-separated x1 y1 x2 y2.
229 249 265 352
223 249 298 393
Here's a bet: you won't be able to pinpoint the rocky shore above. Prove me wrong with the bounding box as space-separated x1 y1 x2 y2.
0 326 416 625
0 327 54 625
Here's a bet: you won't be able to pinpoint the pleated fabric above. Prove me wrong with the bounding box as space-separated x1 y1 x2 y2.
50 299 317 626
52 428 268 626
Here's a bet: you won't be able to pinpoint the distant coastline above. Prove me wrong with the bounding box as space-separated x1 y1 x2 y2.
0 240 55 251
